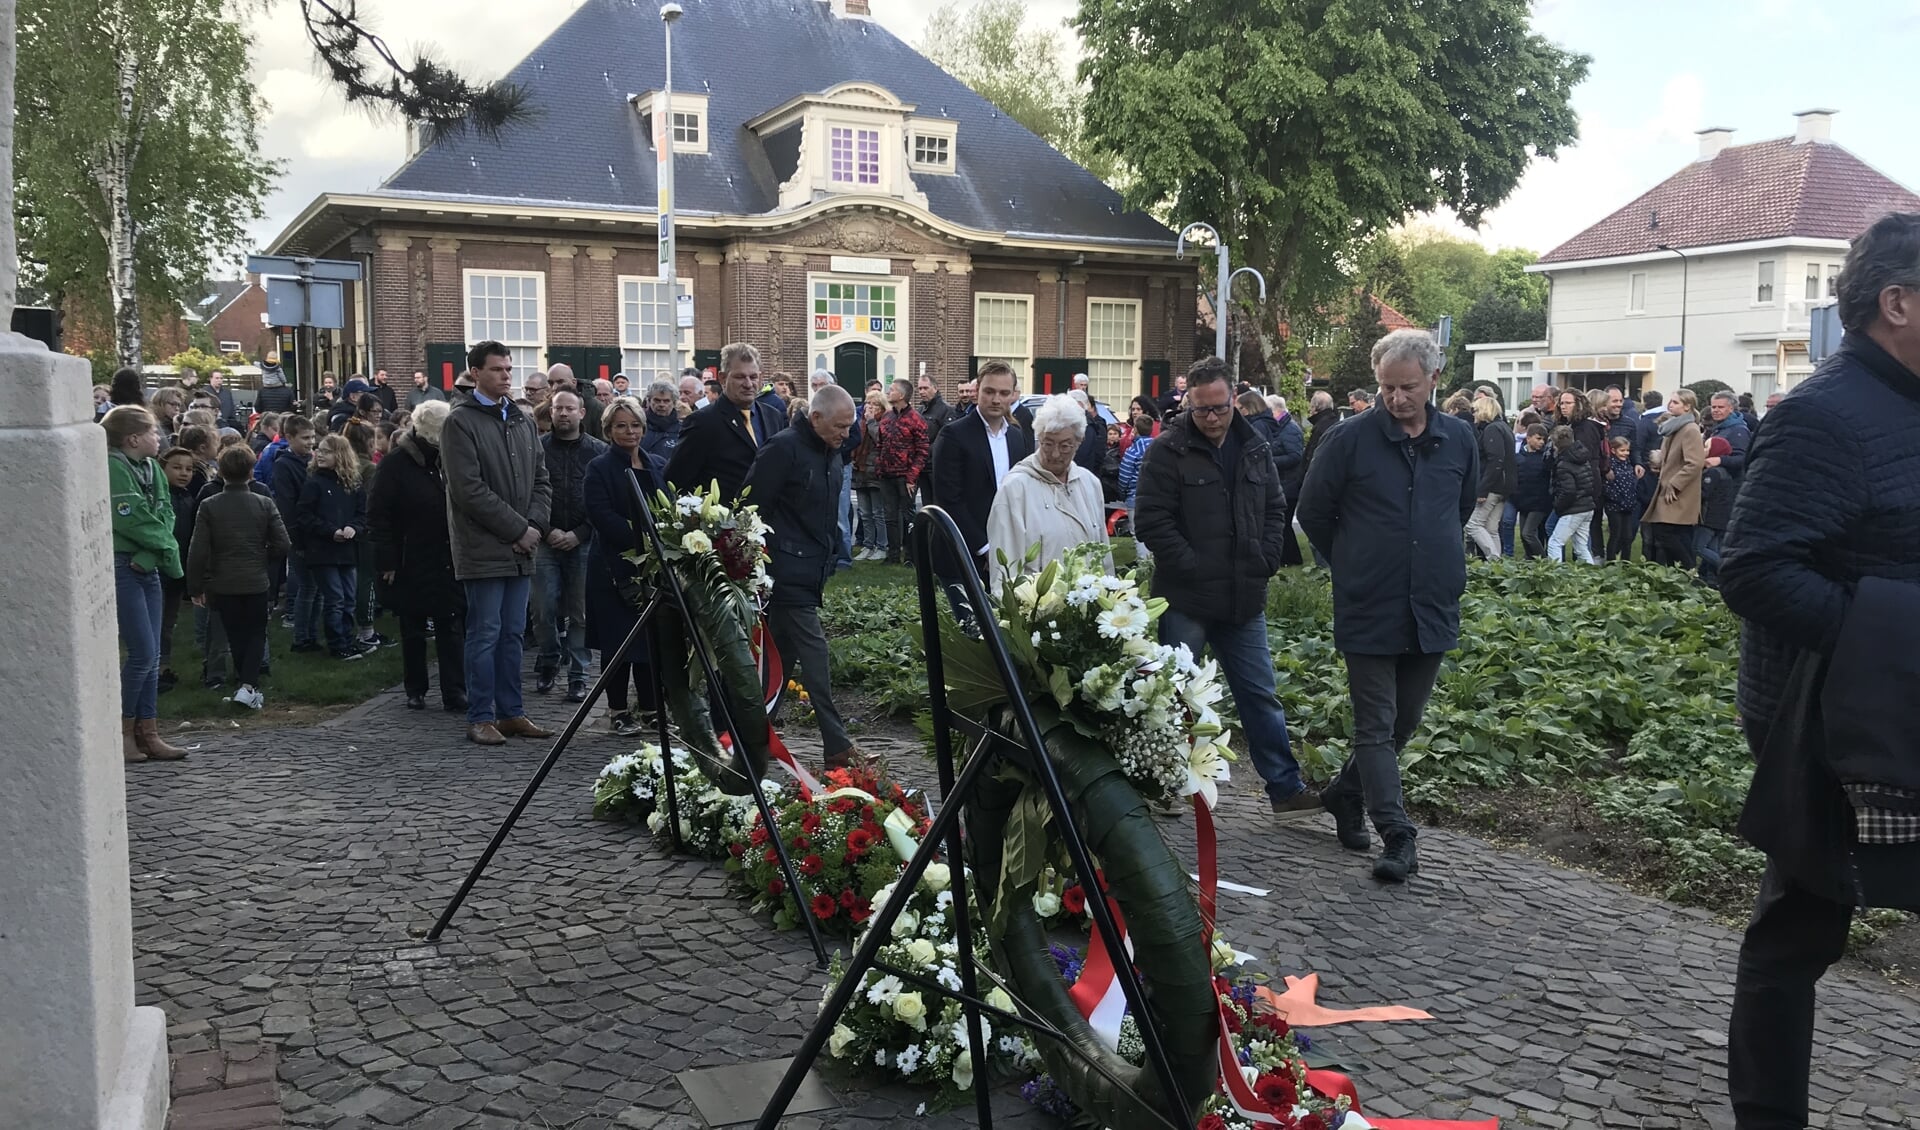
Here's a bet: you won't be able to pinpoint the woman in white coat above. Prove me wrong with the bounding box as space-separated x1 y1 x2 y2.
986 394 1112 591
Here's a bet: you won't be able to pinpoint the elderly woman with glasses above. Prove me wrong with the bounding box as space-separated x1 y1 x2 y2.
985 393 1111 591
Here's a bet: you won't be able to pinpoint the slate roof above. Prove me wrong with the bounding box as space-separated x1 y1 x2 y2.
1538 136 1920 264
191 279 252 321
381 0 1171 246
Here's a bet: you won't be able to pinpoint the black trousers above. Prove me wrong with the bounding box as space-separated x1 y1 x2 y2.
879 476 914 564
399 604 465 703
1604 508 1636 561
1279 491 1305 566
1517 511 1548 558
1728 862 1852 1129
767 601 852 760
1644 521 1697 569
210 591 270 688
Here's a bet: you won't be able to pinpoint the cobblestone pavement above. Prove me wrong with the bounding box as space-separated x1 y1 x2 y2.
128 685 1920 1129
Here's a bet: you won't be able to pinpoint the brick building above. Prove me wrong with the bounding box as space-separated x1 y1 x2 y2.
266 0 1195 408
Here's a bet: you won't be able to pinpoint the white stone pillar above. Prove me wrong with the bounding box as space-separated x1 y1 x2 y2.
0 333 169 1130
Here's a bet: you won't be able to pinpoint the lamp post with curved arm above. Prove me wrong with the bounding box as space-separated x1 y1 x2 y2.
1178 222 1268 370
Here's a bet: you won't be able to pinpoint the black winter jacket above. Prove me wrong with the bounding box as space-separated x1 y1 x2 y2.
1270 412 1307 499
253 381 296 417
1550 444 1597 515
743 415 841 607
270 449 310 537
368 432 461 614
1302 407 1342 472
1699 465 1735 532
1297 403 1478 655
641 410 682 461
1477 418 1517 498
1703 414 1752 480
1134 411 1286 625
186 483 290 597
295 466 368 566
541 431 607 545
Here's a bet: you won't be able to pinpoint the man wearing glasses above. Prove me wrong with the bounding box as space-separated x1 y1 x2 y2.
1134 356 1313 820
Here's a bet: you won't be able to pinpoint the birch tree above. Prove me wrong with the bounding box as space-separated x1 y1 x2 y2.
16 0 274 367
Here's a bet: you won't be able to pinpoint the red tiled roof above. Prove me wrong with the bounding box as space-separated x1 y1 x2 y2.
1372 295 1417 331
1537 137 1920 264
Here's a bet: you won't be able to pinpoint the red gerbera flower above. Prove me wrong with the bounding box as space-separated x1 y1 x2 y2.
845 828 875 858
1197 1116 1228 1130
799 854 824 876
1061 886 1087 915
749 824 769 845
839 888 858 909
727 842 745 858
763 847 781 865
829 797 858 815
1297 1114 1328 1130
768 878 784 895
801 812 822 835
1254 1072 1297 1110
811 893 838 919
849 899 872 923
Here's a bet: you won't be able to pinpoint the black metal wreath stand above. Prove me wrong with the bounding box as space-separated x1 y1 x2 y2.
426 468 829 968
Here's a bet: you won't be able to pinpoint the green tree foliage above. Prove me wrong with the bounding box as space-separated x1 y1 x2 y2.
17 0 277 366
1450 290 1547 385
1324 289 1386 400
1074 0 1588 359
921 0 1118 183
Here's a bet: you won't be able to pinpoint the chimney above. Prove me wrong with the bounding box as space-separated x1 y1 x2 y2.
1794 108 1836 144
846 0 869 13
1696 127 1734 161
827 0 869 17
405 121 430 159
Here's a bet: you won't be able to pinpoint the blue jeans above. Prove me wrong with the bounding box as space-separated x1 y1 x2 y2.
836 464 854 568
532 541 592 685
464 575 531 725
1499 500 1518 558
1159 607 1303 801
115 554 163 719
288 552 322 647
311 564 358 652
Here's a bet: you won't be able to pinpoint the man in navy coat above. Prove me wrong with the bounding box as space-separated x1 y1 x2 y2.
664 342 788 504
930 361 1032 624
1297 329 1478 884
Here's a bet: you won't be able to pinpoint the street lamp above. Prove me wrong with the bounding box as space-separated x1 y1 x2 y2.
1177 222 1266 371
659 2 684 374
1657 243 1688 387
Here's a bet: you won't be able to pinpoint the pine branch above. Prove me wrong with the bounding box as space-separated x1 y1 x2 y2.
299 0 533 138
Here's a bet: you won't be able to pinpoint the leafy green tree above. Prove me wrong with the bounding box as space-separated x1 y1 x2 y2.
1074 0 1588 360
922 0 1118 183
1324 289 1386 400
1396 228 1495 326
17 0 277 367
1451 288 1546 381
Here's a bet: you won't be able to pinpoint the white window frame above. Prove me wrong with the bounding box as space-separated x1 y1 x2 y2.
217 340 242 354
829 124 883 187
1755 259 1776 306
909 132 953 174
462 269 546 391
1804 261 1823 301
972 293 1034 382
1825 261 1843 298
1085 298 1143 405
671 110 702 148
637 90 709 156
618 276 688 385
1627 271 1647 314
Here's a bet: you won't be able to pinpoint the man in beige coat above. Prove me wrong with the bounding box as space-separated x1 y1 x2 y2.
1643 387 1705 568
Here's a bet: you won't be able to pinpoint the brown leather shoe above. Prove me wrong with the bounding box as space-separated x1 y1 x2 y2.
466 722 507 746
123 719 146 763
496 715 554 739
135 719 188 761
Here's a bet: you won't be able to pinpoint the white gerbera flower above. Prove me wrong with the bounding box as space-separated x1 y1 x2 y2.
1097 599 1150 640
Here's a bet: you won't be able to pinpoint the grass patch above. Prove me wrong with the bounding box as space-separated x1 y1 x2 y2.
158 606 404 726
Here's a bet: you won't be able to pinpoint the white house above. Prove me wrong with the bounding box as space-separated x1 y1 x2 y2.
1510 110 1920 402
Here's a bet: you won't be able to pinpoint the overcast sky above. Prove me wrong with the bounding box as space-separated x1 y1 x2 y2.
244 0 1920 266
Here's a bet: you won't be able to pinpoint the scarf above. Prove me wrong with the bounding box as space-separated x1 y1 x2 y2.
1658 411 1696 438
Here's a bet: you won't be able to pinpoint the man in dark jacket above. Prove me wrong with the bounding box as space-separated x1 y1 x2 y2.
407 369 447 408
665 342 788 504
1269 396 1309 566
205 369 241 430
269 416 319 649
744 384 861 769
1719 212 1920 1130
640 380 683 461
1135 357 1312 819
917 373 955 501
531 389 605 701
368 401 466 713
931 361 1031 623
1297 329 1478 883
1703 390 1752 482
442 341 555 746
547 364 603 441
369 368 399 414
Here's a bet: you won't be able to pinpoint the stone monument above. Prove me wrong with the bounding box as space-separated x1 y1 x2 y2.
0 334 170 1127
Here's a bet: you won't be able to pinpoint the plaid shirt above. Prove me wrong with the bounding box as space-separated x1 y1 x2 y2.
1848 784 1920 845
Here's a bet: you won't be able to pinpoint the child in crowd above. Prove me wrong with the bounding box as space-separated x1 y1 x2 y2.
296 435 371 660
1602 434 1639 562
186 445 290 709
1511 424 1552 558
1545 425 1597 564
157 447 200 693
1696 435 1735 587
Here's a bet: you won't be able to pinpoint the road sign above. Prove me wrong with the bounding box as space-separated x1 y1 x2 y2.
676 292 694 329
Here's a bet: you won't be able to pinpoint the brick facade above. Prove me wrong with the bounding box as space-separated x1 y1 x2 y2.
336 211 1190 398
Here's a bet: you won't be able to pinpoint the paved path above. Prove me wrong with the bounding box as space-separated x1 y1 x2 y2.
129 689 1920 1129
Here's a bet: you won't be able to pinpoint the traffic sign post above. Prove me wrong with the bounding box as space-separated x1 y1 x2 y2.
247 254 363 405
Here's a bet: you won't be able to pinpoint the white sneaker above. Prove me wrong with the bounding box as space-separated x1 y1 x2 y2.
853 547 872 562
233 684 264 710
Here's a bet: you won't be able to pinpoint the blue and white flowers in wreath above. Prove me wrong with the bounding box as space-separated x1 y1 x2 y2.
592 743 780 859
823 869 1040 1107
991 546 1236 805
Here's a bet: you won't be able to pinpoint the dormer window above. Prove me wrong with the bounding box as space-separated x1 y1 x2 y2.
906 118 958 175
631 90 710 156
913 134 948 168
831 127 882 185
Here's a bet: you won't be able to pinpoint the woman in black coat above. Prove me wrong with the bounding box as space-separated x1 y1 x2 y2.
585 396 668 736
367 401 466 711
1469 398 1515 558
